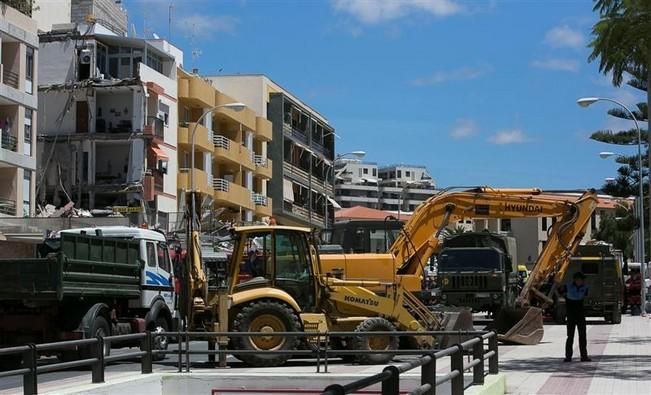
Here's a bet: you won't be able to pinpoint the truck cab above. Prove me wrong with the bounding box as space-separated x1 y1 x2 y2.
436 232 518 315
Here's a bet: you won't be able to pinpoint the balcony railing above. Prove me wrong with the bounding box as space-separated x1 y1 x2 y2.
283 123 308 144
0 197 16 216
254 154 267 167
213 178 230 192
145 116 165 139
251 192 267 206
2 68 19 89
213 135 230 150
1 132 17 152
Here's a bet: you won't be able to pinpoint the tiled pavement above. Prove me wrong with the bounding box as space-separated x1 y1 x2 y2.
498 314 651 394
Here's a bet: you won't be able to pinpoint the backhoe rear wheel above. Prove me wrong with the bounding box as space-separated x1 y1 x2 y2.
353 318 398 365
231 300 300 367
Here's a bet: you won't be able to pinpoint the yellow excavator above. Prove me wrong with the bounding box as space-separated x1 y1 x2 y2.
181 222 473 367
320 187 599 344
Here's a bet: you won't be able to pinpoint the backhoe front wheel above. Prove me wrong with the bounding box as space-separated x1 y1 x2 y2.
231 300 300 367
353 318 398 365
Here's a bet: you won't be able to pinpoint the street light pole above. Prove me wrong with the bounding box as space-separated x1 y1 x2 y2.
188 102 246 230
578 96 647 307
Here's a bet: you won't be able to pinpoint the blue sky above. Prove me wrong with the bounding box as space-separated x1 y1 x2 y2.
126 0 646 190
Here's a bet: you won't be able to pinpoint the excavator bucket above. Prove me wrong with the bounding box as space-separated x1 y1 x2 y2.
437 308 475 349
491 307 544 345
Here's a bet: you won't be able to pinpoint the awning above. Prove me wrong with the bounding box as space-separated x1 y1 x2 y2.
327 196 342 209
283 179 294 202
150 144 169 160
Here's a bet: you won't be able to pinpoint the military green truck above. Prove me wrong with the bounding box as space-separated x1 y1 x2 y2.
437 232 519 315
552 244 624 324
0 227 177 368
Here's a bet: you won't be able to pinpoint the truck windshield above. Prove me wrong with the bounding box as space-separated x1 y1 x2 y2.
438 249 502 272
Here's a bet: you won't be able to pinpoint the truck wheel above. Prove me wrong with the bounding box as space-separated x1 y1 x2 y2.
78 316 111 360
231 300 300 367
353 318 398 365
151 317 169 361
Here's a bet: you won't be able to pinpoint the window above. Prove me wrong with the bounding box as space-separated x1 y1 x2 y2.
25 47 34 94
397 170 402 178
240 232 272 279
146 242 157 267
363 168 369 175
500 219 511 232
405 171 410 177
542 217 548 231
24 109 32 156
372 168 377 177
275 232 310 279
157 242 171 273
22 171 31 216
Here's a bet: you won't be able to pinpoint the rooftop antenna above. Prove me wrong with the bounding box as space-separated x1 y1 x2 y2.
190 24 202 72
168 2 174 41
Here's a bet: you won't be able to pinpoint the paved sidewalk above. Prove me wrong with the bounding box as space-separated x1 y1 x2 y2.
499 315 651 394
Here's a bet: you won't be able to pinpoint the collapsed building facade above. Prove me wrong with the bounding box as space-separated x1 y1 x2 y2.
37 24 182 227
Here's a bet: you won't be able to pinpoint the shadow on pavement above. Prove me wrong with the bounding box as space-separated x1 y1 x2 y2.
500 354 651 381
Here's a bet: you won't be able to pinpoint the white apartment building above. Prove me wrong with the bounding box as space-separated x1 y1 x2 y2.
0 4 38 217
37 20 181 227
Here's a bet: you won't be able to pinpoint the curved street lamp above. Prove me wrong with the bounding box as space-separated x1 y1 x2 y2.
579 96 647 308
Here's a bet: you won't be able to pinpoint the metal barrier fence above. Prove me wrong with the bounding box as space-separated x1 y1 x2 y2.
0 330 498 395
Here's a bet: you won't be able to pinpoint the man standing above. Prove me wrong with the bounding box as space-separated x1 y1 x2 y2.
564 271 591 362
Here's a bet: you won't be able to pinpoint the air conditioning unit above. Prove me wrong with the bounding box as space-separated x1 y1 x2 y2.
79 49 92 65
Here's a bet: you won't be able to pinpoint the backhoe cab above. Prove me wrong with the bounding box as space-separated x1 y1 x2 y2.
195 225 472 367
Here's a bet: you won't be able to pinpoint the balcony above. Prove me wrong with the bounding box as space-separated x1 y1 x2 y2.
282 200 324 227
215 91 256 131
178 77 215 108
255 116 272 141
283 123 308 145
213 178 254 210
144 116 165 140
254 155 272 179
178 168 213 195
179 122 214 152
0 197 16 216
283 161 310 186
213 135 255 170
252 193 272 217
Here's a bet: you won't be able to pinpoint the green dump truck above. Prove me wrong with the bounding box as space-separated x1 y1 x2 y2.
552 244 624 324
0 226 177 367
437 232 519 315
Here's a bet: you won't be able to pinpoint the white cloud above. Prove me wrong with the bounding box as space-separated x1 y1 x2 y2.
331 0 463 24
450 119 478 139
176 14 239 37
411 65 492 86
488 129 529 145
531 58 579 72
544 25 584 49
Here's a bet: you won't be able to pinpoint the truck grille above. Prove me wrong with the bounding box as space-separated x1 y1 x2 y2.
451 275 489 290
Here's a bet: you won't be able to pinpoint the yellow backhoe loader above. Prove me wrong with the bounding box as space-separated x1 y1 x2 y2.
182 224 473 367
320 187 599 345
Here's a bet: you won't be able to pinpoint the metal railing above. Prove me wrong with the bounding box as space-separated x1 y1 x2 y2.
213 135 230 150
213 178 230 192
0 330 497 395
1 132 18 152
2 68 19 89
0 197 16 215
254 154 267 167
251 192 268 206
323 331 498 395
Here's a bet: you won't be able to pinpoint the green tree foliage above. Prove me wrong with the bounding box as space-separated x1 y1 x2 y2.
442 225 469 239
1 1 36 17
594 205 636 260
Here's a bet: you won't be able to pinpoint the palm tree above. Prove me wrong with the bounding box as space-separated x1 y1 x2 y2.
588 0 651 179
442 225 469 239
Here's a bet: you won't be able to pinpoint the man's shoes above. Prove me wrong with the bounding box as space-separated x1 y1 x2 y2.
563 357 571 362
580 357 592 362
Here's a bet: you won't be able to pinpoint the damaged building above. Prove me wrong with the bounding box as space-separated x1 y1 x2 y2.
37 23 182 227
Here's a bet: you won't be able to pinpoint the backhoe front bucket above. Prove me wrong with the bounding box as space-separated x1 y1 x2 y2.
438 308 475 349
491 307 544 345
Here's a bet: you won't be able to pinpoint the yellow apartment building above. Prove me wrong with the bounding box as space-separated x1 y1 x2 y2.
177 69 272 223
